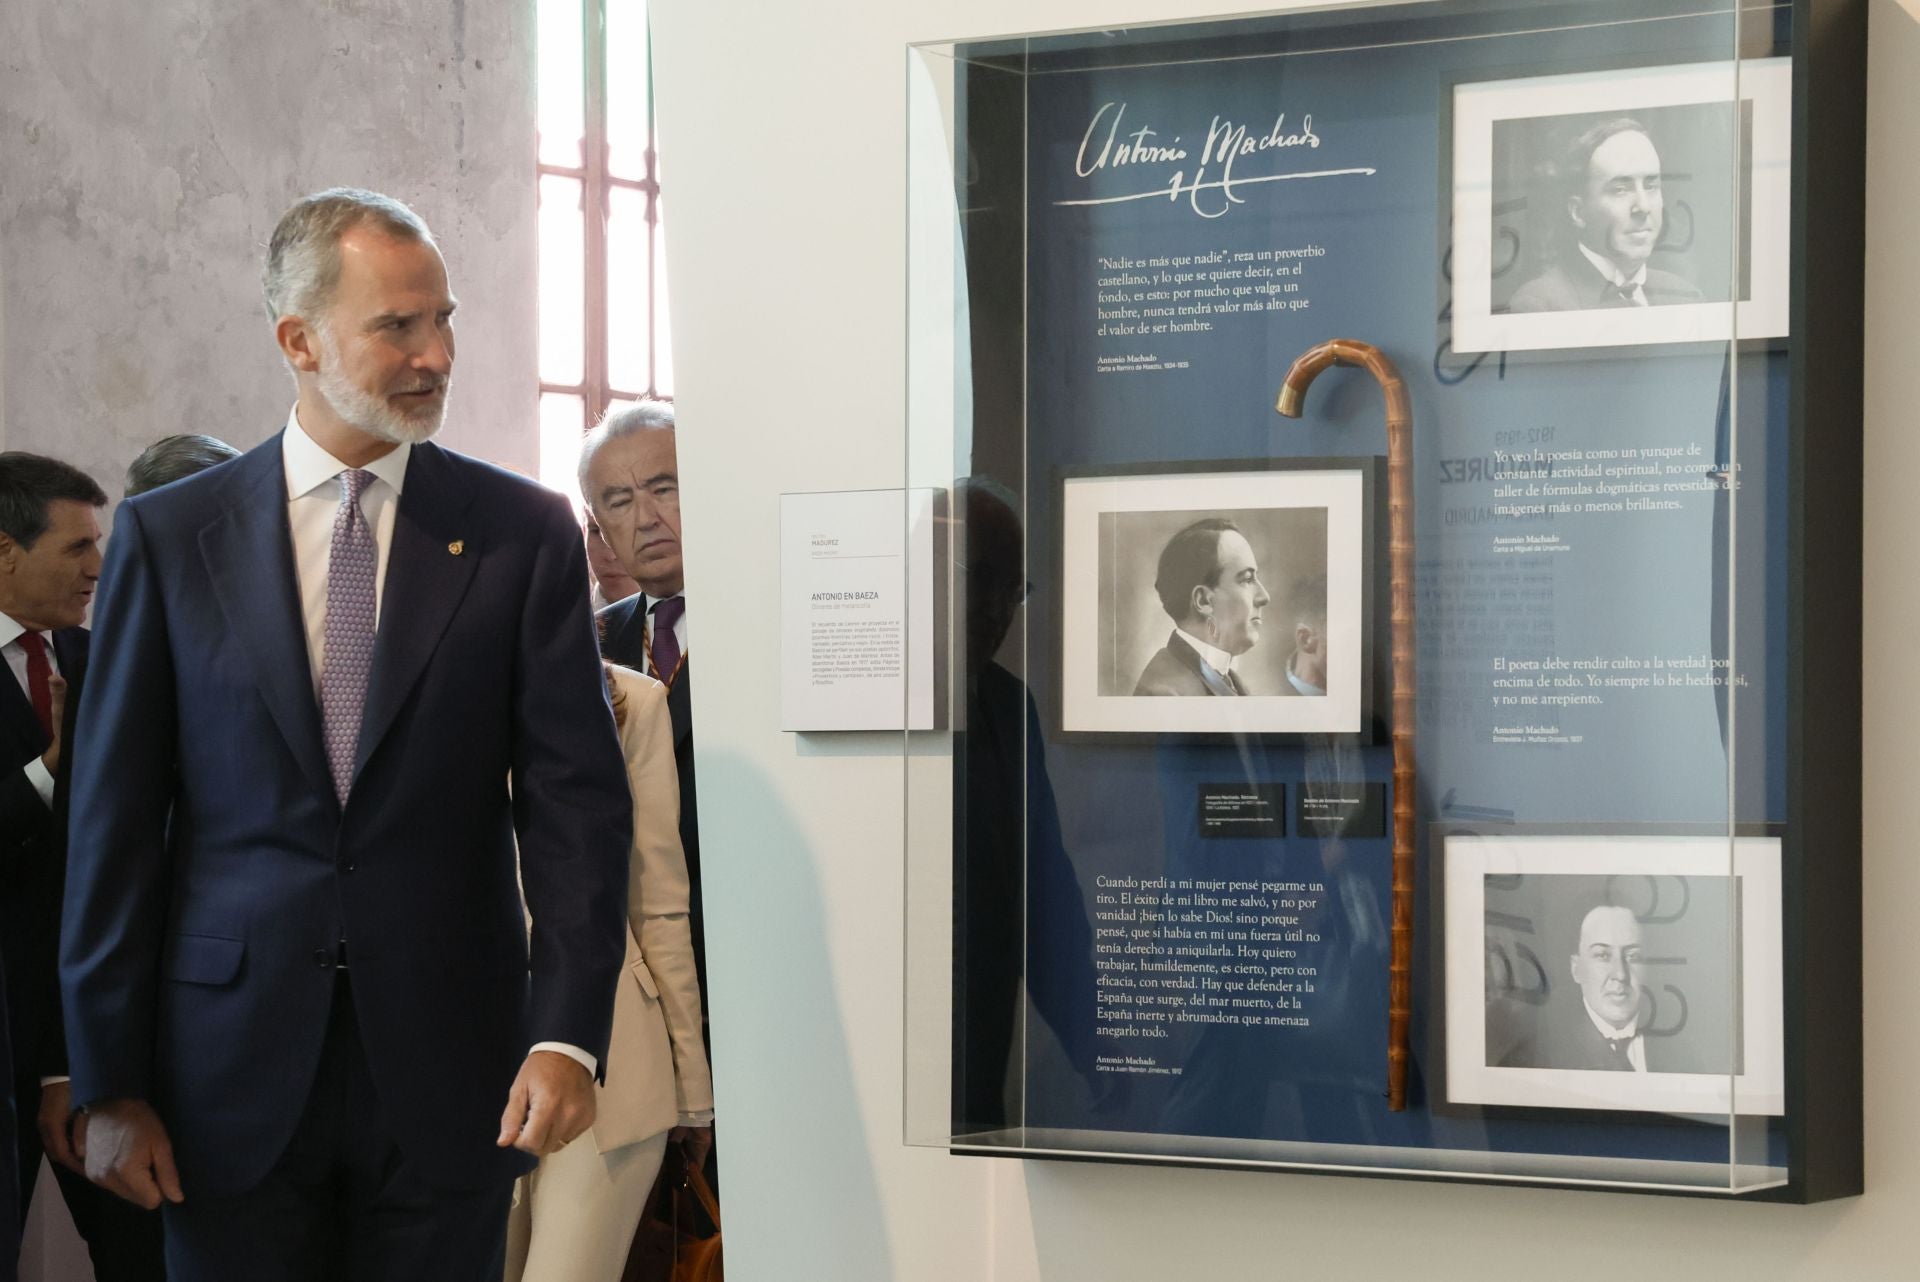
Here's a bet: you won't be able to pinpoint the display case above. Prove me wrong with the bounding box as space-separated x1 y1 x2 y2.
904 0 1863 1199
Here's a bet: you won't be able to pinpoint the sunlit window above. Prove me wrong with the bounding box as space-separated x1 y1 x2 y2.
536 0 669 499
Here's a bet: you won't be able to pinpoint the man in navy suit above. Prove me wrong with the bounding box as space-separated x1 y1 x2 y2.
2 453 170 1282
60 189 632 1280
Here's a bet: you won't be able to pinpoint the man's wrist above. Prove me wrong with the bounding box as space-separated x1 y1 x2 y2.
529 1042 598 1078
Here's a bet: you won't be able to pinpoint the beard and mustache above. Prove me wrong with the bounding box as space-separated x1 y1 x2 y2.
314 324 450 446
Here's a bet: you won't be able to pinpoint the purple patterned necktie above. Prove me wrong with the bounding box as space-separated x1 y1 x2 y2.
321 469 377 805
649 596 684 685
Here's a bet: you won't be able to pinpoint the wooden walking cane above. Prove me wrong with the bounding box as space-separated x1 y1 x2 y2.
1275 339 1416 1112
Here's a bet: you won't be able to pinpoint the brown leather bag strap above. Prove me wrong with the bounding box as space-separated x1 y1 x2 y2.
684 1161 721 1228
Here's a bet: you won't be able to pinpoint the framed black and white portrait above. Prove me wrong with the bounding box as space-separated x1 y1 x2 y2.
1450 57 1791 354
1057 459 1373 738
1442 831 1784 1116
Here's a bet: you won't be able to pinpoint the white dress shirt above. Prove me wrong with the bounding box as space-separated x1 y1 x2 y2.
283 408 597 1079
1583 1001 1648 1073
1 609 60 806
1174 625 1237 679
1577 242 1651 307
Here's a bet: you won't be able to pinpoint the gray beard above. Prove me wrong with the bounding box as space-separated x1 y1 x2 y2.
314 336 447 446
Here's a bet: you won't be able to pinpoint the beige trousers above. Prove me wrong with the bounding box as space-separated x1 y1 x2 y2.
503 1127 670 1282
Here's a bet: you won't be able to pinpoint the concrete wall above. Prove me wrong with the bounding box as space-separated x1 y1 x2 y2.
0 2 536 1276
0 0 539 490
649 0 1920 1278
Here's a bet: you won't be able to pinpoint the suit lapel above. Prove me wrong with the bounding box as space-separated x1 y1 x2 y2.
0 657 43 759
352 443 477 781
50 627 88 693
200 437 335 802
604 594 648 669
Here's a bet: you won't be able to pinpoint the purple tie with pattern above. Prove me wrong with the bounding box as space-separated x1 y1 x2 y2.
321 469 377 805
649 596 684 685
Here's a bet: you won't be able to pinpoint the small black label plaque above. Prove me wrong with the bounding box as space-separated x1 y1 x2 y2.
1198 784 1287 838
1295 783 1387 838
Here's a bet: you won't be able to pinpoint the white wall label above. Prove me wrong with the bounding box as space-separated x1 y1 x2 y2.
780 488 942 731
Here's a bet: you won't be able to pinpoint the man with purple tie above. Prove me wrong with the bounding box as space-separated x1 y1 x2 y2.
60 189 631 1280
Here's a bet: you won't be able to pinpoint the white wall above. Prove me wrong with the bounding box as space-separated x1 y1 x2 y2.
651 0 1920 1278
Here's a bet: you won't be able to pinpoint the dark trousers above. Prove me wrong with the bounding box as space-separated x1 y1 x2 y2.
11 1078 165 1281
162 977 512 1282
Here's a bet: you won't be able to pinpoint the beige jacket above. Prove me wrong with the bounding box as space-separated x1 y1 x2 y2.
593 665 713 1151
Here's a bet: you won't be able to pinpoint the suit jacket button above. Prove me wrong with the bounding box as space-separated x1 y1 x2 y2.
314 949 331 969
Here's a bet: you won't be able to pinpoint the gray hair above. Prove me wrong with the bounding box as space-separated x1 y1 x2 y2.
125 434 242 498
577 398 675 498
263 188 435 322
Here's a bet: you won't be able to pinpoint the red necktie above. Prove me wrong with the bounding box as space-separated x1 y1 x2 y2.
17 631 54 743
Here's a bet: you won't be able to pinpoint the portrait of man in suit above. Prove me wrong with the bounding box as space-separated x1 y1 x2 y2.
1498 903 1663 1073
1133 518 1273 697
60 189 632 1280
1509 117 1704 314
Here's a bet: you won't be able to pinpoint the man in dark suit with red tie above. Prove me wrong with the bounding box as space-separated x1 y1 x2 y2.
60 189 632 1280
0 453 166 1281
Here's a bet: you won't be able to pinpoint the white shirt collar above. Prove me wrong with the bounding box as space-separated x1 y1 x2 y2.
0 610 30 651
282 405 412 501
1577 242 1648 291
1286 666 1324 697
1174 625 1236 676
1584 1000 1637 1044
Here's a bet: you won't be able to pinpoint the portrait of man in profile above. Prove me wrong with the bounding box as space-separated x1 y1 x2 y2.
1508 116 1703 313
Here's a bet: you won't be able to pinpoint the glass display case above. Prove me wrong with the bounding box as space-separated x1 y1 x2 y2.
904 0 1863 1199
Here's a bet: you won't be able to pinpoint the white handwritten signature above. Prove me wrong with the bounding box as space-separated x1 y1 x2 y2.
1065 101 1373 218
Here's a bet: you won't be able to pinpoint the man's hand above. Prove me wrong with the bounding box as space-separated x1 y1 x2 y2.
73 1098 183 1209
669 1123 713 1171
37 1081 83 1176
497 1050 596 1156
39 672 67 773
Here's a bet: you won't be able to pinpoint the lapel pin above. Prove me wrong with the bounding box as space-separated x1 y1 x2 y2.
448 540 465 556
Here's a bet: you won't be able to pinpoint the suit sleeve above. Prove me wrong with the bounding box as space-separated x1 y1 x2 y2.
619 673 712 1115
60 502 178 1106
511 492 632 1073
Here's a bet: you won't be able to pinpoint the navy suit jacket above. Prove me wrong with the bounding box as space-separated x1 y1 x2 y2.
598 594 704 1004
61 434 632 1197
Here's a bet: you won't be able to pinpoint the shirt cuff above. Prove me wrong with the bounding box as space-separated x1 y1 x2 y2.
23 756 54 807
38 1075 71 1089
530 1042 598 1077
679 1108 715 1127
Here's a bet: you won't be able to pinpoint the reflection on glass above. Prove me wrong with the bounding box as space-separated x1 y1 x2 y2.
538 175 586 387
654 194 673 396
606 0 652 180
536 0 585 168
538 392 586 508
607 184 652 394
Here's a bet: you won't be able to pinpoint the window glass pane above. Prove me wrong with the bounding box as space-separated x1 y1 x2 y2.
653 194 673 396
536 0 585 167
606 184 653 394
538 174 586 387
605 0 651 181
538 391 587 510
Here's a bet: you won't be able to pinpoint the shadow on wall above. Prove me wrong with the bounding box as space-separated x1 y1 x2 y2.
699 749 894 1279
